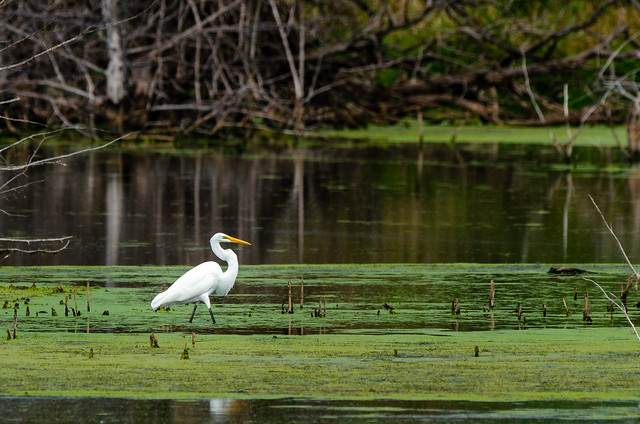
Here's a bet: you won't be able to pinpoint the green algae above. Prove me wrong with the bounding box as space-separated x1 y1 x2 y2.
1 264 640 404
2 329 639 401
1 263 639 335
318 122 628 147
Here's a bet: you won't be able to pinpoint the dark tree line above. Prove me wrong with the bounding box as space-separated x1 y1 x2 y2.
0 0 639 140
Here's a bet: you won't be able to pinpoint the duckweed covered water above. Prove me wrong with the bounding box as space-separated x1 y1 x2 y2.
0 264 638 334
2 264 640 422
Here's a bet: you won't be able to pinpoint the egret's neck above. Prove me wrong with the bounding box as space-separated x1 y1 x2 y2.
212 242 239 280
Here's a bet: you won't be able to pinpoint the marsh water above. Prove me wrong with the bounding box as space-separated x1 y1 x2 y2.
4 396 640 423
3 139 640 423
1 141 640 266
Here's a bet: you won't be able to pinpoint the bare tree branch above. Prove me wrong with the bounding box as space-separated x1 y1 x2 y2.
0 132 136 172
584 278 640 343
589 195 640 280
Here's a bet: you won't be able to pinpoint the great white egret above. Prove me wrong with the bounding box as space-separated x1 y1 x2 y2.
150 233 251 324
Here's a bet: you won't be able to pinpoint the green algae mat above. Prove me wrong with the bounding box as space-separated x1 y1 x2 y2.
3 329 640 402
1 264 640 403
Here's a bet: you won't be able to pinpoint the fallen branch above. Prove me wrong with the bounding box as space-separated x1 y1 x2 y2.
0 237 72 254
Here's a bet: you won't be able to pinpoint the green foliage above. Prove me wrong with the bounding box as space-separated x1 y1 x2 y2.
374 68 402 88
318 122 628 146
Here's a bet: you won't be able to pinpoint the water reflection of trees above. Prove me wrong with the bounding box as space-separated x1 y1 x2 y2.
1 145 640 266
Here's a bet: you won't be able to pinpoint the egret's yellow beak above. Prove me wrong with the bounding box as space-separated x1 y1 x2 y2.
224 235 252 246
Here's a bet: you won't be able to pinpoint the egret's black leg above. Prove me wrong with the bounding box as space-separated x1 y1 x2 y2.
189 304 198 323
208 307 216 324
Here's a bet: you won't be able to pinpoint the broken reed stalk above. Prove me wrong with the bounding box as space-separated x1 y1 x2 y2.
181 338 189 360
451 298 456 314
562 298 570 316
74 289 78 314
86 281 90 312
451 297 460 316
316 298 327 318
287 280 293 314
149 332 159 348
489 279 495 310
583 290 592 323
585 278 640 342
542 302 547 317
65 295 69 316
13 308 17 339
300 278 304 309
621 275 634 308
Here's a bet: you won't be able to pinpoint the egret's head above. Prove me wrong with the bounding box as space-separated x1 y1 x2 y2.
212 232 252 246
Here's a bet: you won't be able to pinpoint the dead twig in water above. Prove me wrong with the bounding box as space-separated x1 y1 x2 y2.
589 195 640 282
584 278 640 343
587 195 640 342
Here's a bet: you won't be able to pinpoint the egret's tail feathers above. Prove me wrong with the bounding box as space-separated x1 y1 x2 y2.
151 291 168 310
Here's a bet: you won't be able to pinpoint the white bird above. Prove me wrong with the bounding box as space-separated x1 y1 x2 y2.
150 233 251 324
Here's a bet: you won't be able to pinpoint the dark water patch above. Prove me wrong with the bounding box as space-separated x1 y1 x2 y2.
0 142 638 266
1 396 638 423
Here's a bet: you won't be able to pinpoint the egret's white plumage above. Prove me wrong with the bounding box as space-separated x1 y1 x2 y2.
151 232 251 324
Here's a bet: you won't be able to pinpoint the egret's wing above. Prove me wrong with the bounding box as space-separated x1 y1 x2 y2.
152 262 223 308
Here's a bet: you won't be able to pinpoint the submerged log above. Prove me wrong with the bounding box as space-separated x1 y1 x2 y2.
548 267 587 275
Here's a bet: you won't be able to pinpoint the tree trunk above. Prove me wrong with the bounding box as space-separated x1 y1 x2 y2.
103 0 125 105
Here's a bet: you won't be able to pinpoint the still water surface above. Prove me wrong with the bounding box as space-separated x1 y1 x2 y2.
1 141 639 266
2 140 640 423
4 396 639 423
